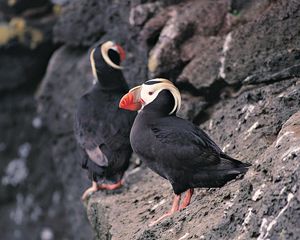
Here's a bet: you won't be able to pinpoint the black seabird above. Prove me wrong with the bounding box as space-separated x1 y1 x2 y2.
74 41 136 200
119 78 250 225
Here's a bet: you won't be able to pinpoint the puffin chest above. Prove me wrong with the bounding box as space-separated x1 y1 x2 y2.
130 124 168 179
130 119 156 158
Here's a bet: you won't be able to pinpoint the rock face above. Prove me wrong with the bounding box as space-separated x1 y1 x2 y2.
2 0 300 239
80 81 300 240
78 0 300 239
0 1 56 91
224 0 300 85
0 1 76 240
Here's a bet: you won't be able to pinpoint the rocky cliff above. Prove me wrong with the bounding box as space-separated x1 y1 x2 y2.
1 0 300 239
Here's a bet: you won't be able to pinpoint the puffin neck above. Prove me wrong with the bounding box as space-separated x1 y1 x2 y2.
94 80 129 93
94 66 128 92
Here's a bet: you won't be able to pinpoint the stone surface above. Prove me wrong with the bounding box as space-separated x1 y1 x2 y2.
2 0 300 239
224 0 300 85
36 46 94 239
81 1 300 239
84 79 300 240
0 2 73 239
145 0 229 80
0 3 57 91
37 46 91 134
53 0 149 88
177 92 207 121
178 36 224 90
0 84 74 240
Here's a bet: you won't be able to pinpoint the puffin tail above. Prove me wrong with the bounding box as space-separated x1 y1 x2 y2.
219 153 251 175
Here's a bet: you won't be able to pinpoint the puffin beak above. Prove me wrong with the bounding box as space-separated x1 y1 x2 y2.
119 86 142 111
116 44 126 61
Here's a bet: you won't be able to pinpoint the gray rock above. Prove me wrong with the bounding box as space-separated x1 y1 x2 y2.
0 13 56 91
79 1 300 239
177 92 207 121
145 0 229 80
54 0 149 87
84 78 300 240
3 0 300 239
178 36 224 90
37 46 91 134
0 92 73 240
36 46 94 239
224 0 300 84
129 2 163 27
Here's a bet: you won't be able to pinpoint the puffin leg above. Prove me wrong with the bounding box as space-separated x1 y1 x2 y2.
149 194 181 226
179 188 194 210
81 181 98 200
97 179 124 190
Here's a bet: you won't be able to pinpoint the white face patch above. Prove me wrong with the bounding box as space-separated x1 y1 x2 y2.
139 78 181 114
90 49 97 79
101 41 123 69
140 84 162 107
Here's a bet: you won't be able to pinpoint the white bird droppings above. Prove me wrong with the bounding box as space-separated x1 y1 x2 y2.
279 187 287 196
32 116 43 129
275 131 294 147
150 199 166 211
242 208 253 230
252 187 264 202
40 227 54 240
243 104 255 120
258 218 268 240
281 146 300 162
219 32 232 79
257 193 294 240
2 159 28 186
209 120 214 130
222 143 231 152
178 232 189 240
18 142 31 159
244 122 259 140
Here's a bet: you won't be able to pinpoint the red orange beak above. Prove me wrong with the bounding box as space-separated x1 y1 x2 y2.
119 92 142 111
116 44 126 61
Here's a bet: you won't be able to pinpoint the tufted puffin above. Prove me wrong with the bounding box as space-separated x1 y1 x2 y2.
119 78 251 225
74 41 136 200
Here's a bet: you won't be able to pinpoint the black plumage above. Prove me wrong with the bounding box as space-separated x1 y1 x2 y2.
119 79 250 224
74 41 136 199
131 90 249 194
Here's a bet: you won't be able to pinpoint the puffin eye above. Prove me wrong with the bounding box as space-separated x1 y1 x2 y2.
148 91 153 95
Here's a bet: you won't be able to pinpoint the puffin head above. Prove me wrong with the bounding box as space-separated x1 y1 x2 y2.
90 41 126 78
119 78 181 115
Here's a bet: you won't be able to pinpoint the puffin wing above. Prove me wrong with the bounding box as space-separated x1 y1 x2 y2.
74 95 105 149
75 95 134 167
74 95 110 166
150 117 222 170
104 109 135 151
